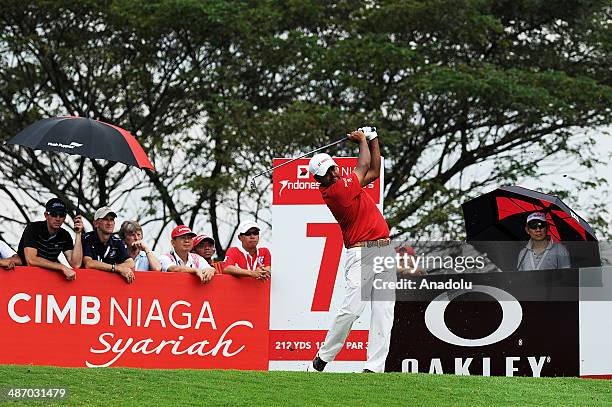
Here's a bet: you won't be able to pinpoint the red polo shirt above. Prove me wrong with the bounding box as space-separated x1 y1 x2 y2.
320 172 389 247
223 246 272 270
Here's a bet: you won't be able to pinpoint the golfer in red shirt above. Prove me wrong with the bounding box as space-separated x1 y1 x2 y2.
308 127 396 373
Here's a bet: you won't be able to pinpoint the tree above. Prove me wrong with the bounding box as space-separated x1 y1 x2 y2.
309 0 612 237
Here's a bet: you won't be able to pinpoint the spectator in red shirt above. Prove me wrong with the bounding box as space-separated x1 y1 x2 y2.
223 221 271 280
307 127 396 374
192 234 224 274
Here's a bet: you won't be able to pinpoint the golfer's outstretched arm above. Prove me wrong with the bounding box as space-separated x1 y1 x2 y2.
362 138 381 186
350 131 370 186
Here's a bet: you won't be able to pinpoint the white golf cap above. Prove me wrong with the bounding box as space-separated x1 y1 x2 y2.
526 212 547 224
308 153 337 176
237 220 260 235
94 206 117 220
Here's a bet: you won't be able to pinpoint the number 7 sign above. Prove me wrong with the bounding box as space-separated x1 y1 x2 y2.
271 156 383 371
307 223 343 312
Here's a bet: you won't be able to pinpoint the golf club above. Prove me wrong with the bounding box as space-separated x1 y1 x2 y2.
249 136 349 190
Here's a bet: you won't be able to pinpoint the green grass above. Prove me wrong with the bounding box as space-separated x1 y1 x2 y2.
0 365 610 406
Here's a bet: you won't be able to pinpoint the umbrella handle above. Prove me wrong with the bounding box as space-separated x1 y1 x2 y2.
77 157 84 215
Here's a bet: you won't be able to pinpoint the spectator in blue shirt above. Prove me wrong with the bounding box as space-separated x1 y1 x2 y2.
82 206 135 283
118 220 161 271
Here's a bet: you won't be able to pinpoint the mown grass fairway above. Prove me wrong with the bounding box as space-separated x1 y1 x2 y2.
0 365 610 406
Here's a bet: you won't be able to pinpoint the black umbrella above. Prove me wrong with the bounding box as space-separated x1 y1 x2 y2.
462 186 600 270
6 116 155 211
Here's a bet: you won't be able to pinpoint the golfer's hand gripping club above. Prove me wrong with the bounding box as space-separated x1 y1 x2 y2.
358 126 378 141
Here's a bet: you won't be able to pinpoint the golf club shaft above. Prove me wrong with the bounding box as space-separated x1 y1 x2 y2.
251 136 349 182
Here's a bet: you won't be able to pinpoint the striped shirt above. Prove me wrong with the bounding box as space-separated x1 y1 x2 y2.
17 221 73 263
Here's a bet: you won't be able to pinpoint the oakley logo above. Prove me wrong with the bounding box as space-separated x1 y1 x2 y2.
424 285 522 347
47 141 83 149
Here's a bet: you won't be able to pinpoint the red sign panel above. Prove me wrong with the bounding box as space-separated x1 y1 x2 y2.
0 267 270 369
269 330 368 361
272 157 380 205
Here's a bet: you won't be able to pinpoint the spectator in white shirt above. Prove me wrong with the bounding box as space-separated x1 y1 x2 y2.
0 240 22 270
159 225 215 283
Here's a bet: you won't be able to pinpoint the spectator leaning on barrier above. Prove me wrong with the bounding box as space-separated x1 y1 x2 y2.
192 234 224 274
159 225 215 283
223 220 271 280
119 220 161 271
82 206 135 283
0 240 22 270
17 198 83 280
517 212 571 271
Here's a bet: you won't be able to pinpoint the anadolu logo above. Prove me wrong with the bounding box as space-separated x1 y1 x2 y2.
424 285 522 347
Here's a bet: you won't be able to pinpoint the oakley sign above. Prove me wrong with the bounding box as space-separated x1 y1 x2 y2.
424 285 522 347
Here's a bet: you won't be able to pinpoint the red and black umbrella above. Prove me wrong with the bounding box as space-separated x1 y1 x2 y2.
6 116 155 211
461 186 599 270
7 116 154 170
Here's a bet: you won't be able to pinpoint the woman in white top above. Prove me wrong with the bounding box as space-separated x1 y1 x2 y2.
0 240 22 270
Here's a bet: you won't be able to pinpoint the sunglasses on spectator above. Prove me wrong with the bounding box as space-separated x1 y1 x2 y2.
47 212 66 218
527 221 548 230
241 230 260 236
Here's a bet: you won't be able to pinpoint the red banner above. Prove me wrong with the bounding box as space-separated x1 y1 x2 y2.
0 267 270 369
269 330 368 361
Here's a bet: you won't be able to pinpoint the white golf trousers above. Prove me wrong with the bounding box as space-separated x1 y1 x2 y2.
318 245 396 372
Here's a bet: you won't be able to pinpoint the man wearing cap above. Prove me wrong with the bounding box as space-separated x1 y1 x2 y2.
119 220 161 271
192 234 224 274
82 206 135 283
222 220 271 280
0 240 22 270
517 212 571 271
17 198 84 280
159 225 215 283
307 127 396 373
